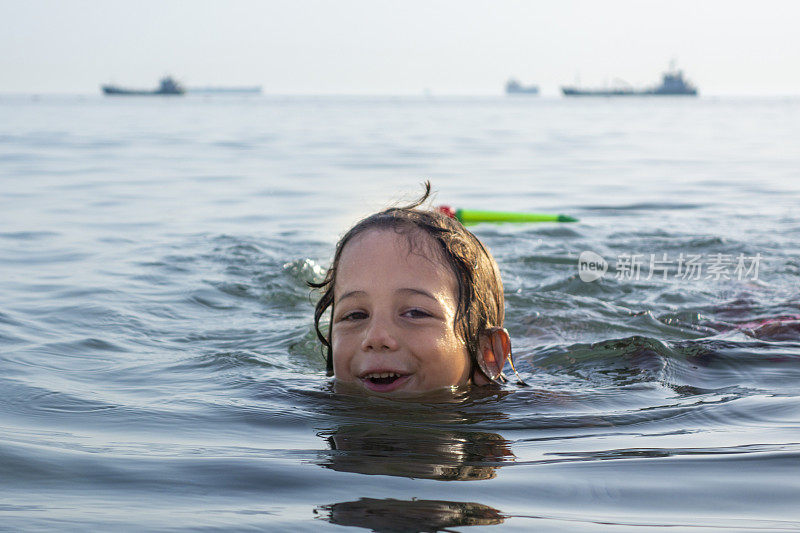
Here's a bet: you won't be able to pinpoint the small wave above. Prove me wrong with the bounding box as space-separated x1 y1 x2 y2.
187 291 241 310
211 140 253 150
283 258 326 285
170 351 285 372
191 174 244 183
582 202 705 211
0 231 59 241
531 333 800 395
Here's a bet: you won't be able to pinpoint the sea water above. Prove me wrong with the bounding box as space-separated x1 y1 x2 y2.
1 94 799 531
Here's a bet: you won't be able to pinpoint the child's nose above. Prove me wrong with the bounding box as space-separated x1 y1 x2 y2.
361 315 400 352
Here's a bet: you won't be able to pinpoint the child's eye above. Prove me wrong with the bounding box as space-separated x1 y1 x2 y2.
402 308 432 319
341 311 368 321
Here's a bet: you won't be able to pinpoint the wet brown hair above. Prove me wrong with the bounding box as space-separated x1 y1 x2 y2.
309 182 505 376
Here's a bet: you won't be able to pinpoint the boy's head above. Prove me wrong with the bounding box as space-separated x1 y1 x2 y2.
311 183 510 395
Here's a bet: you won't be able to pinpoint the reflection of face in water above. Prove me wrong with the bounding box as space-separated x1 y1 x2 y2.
318 425 514 481
315 498 504 532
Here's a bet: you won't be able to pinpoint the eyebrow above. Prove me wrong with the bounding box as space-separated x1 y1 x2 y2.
335 290 365 305
335 287 439 305
398 287 438 301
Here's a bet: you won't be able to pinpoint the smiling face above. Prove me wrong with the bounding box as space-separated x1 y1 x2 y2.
331 228 471 395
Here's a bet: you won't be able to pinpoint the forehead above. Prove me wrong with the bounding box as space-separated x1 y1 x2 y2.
335 228 457 294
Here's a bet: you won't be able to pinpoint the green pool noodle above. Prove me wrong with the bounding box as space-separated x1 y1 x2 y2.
437 206 577 224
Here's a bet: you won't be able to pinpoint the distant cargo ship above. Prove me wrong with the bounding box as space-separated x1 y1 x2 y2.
187 86 262 95
102 76 184 96
561 66 698 97
505 79 539 95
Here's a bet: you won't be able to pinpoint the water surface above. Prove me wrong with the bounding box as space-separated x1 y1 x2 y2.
1 94 799 531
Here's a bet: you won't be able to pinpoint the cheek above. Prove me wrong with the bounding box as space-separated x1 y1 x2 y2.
448 332 472 380
426 336 471 382
330 331 354 375
435 353 471 388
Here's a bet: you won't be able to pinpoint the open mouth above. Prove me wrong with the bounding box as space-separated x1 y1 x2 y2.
360 372 410 392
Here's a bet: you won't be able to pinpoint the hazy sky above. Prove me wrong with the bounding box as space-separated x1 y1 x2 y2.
3 0 799 95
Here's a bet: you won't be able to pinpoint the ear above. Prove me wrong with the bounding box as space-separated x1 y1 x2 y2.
473 327 512 385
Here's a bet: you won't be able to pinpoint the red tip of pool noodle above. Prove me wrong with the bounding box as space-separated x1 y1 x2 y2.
437 205 456 219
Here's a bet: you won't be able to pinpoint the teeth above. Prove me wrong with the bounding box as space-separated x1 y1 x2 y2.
365 372 401 379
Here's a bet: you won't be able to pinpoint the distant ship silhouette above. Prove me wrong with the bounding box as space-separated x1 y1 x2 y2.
562 64 698 96
505 79 539 95
102 76 184 96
